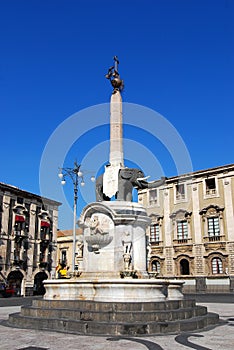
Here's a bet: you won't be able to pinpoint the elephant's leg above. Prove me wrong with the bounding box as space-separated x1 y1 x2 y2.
95 174 111 201
95 175 104 201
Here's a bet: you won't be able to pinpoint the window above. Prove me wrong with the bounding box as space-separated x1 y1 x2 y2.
61 250 67 265
150 224 160 243
149 189 157 205
17 197 24 204
177 221 188 240
208 217 220 237
205 178 216 195
211 257 223 274
14 215 25 232
151 260 160 273
176 183 185 200
200 205 223 240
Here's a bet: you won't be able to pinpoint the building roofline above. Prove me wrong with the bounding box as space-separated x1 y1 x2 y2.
0 182 62 206
166 163 234 183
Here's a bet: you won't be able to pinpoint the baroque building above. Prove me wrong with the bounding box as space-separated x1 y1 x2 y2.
138 163 234 293
0 182 61 296
56 228 83 277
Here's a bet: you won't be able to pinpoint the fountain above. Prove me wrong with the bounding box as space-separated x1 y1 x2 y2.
8 57 219 335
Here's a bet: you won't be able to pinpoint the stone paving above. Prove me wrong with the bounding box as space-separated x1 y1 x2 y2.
0 302 233 350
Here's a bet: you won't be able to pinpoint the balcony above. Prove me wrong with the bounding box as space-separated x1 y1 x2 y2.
14 231 28 244
173 238 193 253
149 199 157 206
176 193 185 200
150 241 164 254
203 235 226 251
12 258 24 268
205 188 217 196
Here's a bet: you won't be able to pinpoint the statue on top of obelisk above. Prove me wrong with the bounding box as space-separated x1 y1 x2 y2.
105 56 124 94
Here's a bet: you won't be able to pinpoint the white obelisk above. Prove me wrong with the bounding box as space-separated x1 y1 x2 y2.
109 90 124 167
103 56 124 199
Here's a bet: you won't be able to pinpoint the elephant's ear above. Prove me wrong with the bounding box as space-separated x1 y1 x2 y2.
120 169 133 179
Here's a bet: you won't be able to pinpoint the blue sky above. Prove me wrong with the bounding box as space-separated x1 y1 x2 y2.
0 0 233 229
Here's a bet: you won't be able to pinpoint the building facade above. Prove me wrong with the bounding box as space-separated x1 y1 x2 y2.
138 163 234 293
0 182 61 296
56 229 83 277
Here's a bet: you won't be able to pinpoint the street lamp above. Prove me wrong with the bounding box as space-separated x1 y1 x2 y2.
58 161 95 274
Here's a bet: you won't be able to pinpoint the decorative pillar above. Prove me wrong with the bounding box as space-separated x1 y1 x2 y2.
25 204 36 292
223 177 234 241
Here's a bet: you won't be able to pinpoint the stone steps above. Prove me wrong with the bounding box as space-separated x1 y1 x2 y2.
20 305 207 322
8 311 219 336
7 298 219 336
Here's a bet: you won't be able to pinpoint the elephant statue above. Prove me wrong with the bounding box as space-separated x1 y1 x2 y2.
116 168 145 202
95 167 167 202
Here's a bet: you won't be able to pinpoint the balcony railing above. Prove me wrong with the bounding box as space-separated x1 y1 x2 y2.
206 188 216 195
173 238 192 244
176 193 185 200
204 235 224 242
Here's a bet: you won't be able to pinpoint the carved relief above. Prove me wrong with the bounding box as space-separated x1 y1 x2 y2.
199 205 224 222
85 214 113 254
204 241 226 251
174 244 193 253
151 246 164 254
170 209 192 223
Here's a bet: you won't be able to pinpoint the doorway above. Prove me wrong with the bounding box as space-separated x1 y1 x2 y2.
7 270 24 296
180 259 190 275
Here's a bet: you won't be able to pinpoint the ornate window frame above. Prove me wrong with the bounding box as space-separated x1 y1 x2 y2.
199 205 224 241
148 255 163 276
205 252 227 276
170 209 192 244
149 214 163 245
174 254 194 276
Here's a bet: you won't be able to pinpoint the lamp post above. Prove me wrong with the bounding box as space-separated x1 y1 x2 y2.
58 161 95 274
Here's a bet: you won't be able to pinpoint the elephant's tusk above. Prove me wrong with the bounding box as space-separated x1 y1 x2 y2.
136 176 150 181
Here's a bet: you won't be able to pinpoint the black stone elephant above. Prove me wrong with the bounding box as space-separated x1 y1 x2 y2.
96 167 145 202
95 167 166 202
117 168 145 201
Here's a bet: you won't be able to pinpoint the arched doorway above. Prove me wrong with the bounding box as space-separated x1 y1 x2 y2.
33 272 48 295
180 259 190 275
7 270 24 296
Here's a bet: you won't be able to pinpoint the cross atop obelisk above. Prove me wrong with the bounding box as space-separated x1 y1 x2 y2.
103 56 124 198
